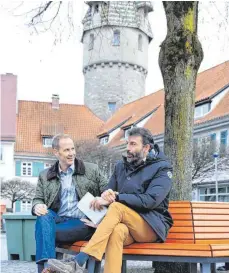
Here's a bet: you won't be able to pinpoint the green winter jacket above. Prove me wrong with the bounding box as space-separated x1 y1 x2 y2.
32 158 108 215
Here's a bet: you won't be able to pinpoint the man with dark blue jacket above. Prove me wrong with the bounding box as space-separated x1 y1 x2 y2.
47 127 173 273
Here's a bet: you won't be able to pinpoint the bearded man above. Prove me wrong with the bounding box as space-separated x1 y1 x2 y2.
47 127 174 273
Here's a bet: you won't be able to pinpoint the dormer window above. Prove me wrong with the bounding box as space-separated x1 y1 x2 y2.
194 103 211 119
43 137 52 147
124 128 131 139
100 136 109 145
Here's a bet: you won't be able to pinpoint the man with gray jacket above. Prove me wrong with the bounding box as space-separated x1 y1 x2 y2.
32 134 107 273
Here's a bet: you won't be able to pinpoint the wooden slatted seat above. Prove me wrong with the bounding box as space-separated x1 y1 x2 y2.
56 201 229 273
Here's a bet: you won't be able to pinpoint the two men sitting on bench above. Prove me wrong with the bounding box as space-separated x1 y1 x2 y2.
45 127 173 273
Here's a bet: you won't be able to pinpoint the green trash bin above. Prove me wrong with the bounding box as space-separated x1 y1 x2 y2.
2 212 36 261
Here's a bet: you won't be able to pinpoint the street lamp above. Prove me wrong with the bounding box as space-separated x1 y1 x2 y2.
213 152 219 202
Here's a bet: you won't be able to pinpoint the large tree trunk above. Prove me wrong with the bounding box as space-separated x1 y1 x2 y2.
159 1 203 200
155 2 203 273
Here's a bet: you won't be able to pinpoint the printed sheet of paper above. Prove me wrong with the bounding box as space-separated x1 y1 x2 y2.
77 192 107 225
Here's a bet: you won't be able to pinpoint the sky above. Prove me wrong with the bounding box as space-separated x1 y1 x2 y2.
0 1 228 105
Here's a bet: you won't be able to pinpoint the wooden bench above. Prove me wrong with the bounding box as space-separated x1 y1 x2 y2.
56 201 229 273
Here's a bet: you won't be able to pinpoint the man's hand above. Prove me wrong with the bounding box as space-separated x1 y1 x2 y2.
81 218 98 228
101 189 118 203
34 204 48 216
90 197 110 211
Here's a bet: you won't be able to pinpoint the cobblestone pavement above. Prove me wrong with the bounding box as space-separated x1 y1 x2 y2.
1 234 228 273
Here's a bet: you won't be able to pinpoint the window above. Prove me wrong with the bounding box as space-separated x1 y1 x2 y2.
199 186 229 202
21 200 32 212
108 102 116 113
220 130 228 145
113 30 120 46
124 128 131 139
21 162 32 176
44 163 52 169
194 103 211 118
100 136 109 145
89 34 94 50
220 130 228 153
138 34 143 51
42 137 52 147
210 133 216 150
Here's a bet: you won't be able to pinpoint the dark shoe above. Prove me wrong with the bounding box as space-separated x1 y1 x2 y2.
48 258 85 273
217 266 226 271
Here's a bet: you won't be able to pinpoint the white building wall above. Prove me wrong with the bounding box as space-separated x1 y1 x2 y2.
0 142 15 180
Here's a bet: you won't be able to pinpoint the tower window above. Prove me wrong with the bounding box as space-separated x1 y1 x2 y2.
138 34 143 51
89 34 94 50
94 4 99 13
113 30 120 46
108 102 116 113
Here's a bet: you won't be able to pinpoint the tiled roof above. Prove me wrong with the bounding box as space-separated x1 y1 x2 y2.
15 101 104 155
98 90 164 136
99 61 229 147
195 61 229 102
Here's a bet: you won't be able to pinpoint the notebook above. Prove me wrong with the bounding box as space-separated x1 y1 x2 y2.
77 192 108 225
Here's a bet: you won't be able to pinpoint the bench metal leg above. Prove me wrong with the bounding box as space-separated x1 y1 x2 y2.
200 263 211 273
121 260 127 273
211 263 216 273
190 263 198 273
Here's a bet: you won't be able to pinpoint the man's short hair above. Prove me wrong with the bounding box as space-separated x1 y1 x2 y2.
128 127 154 150
52 134 72 150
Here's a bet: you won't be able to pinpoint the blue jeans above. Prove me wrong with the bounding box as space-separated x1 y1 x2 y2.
35 210 94 264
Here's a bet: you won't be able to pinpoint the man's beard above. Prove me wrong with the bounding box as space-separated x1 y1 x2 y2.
126 150 144 166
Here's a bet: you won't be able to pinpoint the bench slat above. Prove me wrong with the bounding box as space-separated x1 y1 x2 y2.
193 208 229 215
173 220 193 227
171 214 192 220
123 243 211 250
212 250 229 257
192 202 229 208
167 233 194 239
194 221 229 227
196 239 229 244
193 215 228 220
169 203 191 208
194 227 229 232
170 227 193 233
165 239 195 243
211 244 229 250
195 233 229 239
122 249 212 257
169 208 192 214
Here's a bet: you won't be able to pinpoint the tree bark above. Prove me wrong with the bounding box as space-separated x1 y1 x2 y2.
155 2 203 272
159 1 203 200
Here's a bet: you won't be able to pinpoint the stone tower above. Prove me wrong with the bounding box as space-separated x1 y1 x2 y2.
82 1 153 120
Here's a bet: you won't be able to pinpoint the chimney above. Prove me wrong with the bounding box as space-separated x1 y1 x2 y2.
52 94 59 109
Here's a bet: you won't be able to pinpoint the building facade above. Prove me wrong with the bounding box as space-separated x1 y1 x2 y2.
13 95 104 212
82 1 153 120
0 74 17 210
97 61 229 202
